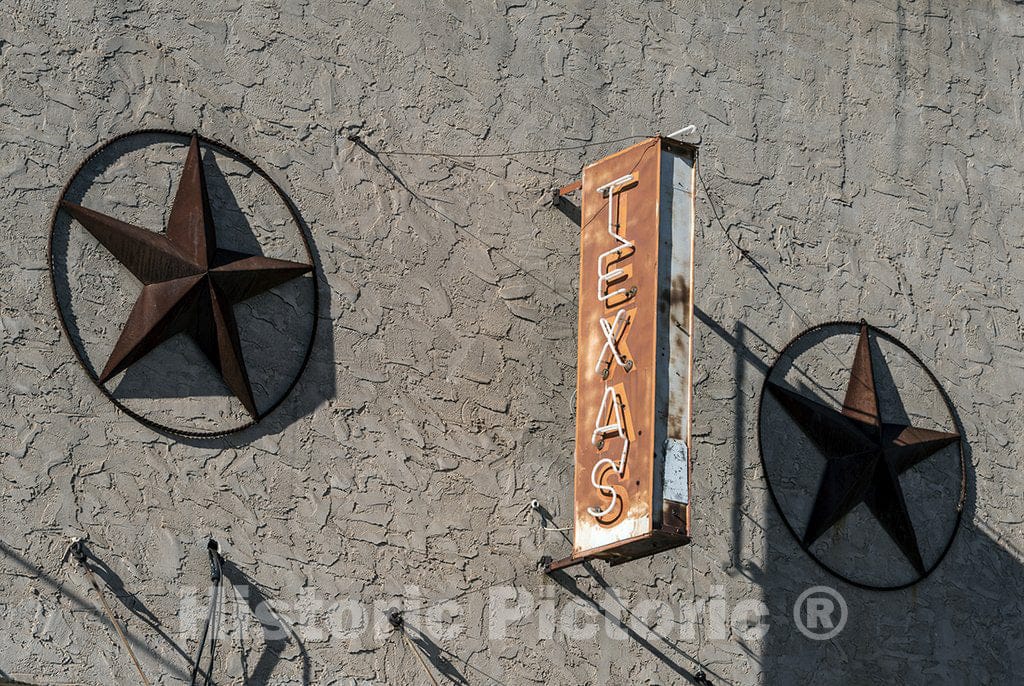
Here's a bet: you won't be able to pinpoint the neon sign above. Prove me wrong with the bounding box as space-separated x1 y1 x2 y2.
587 174 636 518
546 136 697 572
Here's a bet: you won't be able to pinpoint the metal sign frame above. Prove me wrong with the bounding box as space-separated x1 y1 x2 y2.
547 136 697 572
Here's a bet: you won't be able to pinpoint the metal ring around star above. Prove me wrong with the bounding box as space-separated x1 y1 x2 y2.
47 129 319 438
757 321 966 591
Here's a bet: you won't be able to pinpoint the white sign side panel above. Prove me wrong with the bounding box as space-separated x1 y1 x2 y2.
661 147 695 505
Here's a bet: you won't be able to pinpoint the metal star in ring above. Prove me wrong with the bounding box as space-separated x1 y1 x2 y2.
60 132 312 418
766 323 960 575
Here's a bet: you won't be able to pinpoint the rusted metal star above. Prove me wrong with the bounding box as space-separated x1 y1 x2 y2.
766 322 960 575
60 132 312 418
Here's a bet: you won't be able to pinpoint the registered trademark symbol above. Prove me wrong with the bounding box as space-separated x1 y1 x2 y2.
793 585 848 640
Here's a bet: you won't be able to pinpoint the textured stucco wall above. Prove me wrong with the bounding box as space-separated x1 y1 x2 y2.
2 1 1023 684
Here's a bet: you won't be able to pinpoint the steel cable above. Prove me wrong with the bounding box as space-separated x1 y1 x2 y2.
190 541 224 686
69 541 151 686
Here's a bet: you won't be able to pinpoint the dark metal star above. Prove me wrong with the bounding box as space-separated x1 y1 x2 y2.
61 133 312 418
766 323 959 575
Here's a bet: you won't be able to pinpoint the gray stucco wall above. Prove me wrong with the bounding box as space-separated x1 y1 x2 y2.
2 1 1023 684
